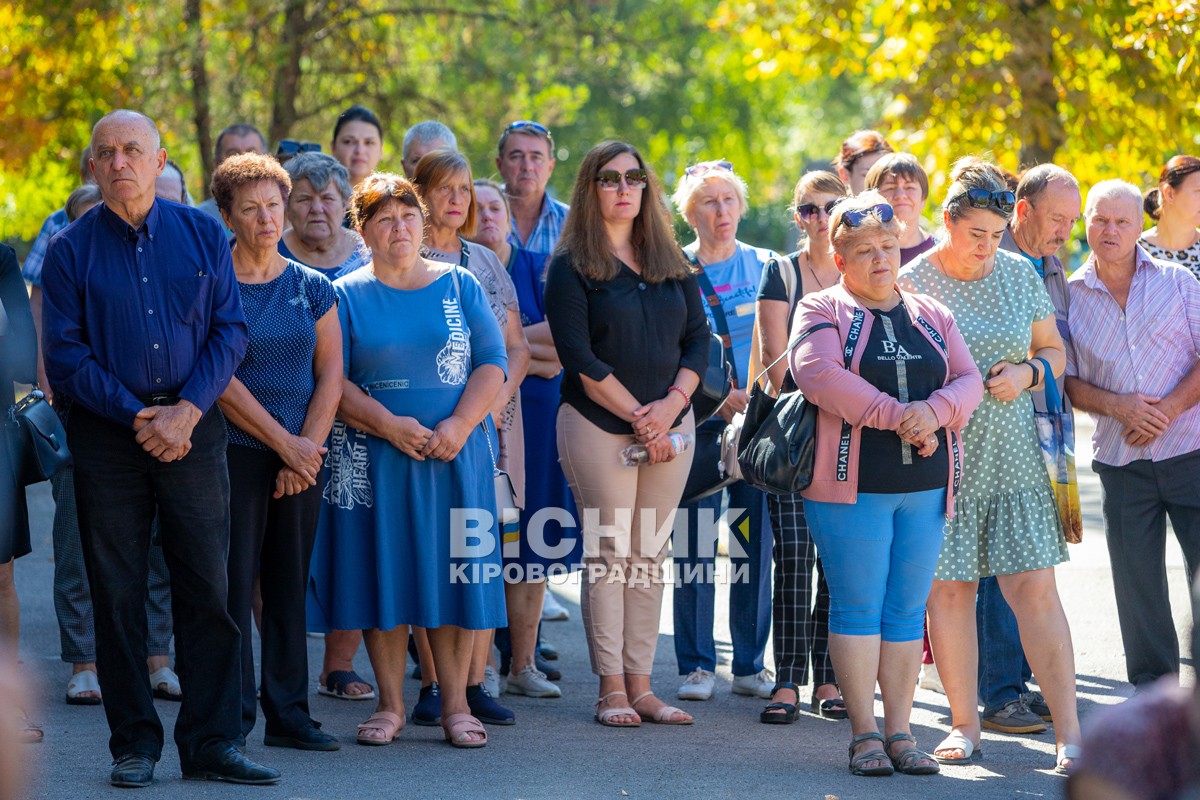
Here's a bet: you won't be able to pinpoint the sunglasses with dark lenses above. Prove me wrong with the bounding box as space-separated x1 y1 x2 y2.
276 140 322 156
797 200 841 219
595 169 649 190
504 120 552 138
955 188 1016 214
836 203 895 232
684 159 734 177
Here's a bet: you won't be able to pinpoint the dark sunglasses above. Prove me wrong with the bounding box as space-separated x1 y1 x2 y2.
276 139 322 156
595 169 648 190
504 120 552 138
797 200 840 219
953 187 1016 215
684 159 733 177
835 203 894 232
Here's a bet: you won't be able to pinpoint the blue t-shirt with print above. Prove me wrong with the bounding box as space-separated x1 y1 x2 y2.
227 260 338 450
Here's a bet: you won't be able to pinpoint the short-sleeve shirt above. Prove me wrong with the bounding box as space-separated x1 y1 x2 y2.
227 260 337 449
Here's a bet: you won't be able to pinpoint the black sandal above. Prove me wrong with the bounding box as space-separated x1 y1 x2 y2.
760 682 800 725
884 733 940 775
848 732 894 777
812 695 849 720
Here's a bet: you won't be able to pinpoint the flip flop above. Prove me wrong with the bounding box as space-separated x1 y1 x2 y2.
149 667 182 702
631 691 693 725
933 730 983 765
356 711 404 746
594 691 640 728
442 713 487 748
319 670 376 701
66 669 102 706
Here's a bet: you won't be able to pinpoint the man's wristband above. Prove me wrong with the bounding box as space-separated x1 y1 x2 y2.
667 385 691 409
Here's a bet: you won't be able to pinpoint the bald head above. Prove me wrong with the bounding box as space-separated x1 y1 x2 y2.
92 110 161 151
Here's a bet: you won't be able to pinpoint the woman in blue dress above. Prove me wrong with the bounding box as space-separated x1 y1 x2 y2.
306 173 508 749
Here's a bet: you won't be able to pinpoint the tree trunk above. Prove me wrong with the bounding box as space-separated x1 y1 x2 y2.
1012 0 1065 167
185 0 214 197
269 0 309 147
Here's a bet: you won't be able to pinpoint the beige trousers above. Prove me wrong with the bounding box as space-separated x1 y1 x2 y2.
556 404 695 676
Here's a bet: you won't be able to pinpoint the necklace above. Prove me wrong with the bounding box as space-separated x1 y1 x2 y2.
804 251 831 291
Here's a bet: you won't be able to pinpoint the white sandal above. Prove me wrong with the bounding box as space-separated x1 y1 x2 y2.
932 730 983 765
149 666 182 701
65 669 102 706
1055 743 1082 775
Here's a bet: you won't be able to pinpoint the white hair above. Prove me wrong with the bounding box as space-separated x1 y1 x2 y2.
671 167 749 224
1085 179 1142 218
402 121 457 158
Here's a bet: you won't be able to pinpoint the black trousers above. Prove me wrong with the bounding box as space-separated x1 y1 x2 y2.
226 444 321 738
70 405 240 764
1094 448 1200 687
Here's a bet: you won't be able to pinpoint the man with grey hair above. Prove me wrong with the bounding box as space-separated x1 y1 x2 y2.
974 163 1084 735
41 109 278 788
198 123 266 236
401 120 457 178
1065 178 1200 690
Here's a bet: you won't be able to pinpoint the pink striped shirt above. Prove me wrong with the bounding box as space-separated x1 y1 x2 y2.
1065 245 1200 466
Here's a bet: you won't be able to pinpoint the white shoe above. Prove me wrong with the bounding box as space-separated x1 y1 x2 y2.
676 668 716 701
919 662 945 695
505 665 562 698
731 668 775 699
484 665 501 699
542 591 570 621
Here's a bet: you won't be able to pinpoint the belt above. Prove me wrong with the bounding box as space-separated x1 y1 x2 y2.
137 393 180 407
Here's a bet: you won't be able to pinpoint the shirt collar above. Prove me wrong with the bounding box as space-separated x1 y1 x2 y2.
99 198 161 241
1077 242 1160 289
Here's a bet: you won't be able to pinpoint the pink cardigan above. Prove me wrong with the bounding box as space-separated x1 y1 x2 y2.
788 284 984 517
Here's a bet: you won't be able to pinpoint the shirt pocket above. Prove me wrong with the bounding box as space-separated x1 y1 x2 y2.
169 274 209 326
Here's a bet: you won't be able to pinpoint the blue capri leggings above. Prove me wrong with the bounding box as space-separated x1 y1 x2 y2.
803 489 946 642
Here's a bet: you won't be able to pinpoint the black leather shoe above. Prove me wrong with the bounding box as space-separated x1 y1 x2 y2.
182 745 280 785
264 722 340 751
111 754 156 788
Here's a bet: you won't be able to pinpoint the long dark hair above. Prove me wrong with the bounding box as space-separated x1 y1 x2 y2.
555 140 687 284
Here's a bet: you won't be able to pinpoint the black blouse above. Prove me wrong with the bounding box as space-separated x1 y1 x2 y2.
0 244 37 405
544 252 710 434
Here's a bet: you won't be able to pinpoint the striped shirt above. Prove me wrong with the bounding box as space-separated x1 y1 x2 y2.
507 194 569 254
1065 245 1200 466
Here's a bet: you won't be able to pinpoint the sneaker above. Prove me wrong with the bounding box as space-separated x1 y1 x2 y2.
982 698 1048 734
677 668 716 701
1021 690 1052 722
919 663 945 695
731 669 776 699
484 665 501 699
505 665 562 698
542 592 570 621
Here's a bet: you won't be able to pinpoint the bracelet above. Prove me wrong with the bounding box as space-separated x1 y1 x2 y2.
667 385 691 409
1026 359 1040 389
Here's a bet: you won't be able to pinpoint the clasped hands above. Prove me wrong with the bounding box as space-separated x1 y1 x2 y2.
389 414 472 462
630 391 690 465
133 401 201 463
895 400 939 457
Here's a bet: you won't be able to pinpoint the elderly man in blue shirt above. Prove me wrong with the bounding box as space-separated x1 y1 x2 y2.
41 110 278 789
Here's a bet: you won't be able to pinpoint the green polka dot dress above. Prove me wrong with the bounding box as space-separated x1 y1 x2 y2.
898 249 1068 579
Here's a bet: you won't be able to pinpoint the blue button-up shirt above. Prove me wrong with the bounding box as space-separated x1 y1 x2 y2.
507 193 569 254
41 199 248 427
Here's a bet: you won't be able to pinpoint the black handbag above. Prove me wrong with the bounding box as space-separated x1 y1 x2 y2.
6 388 71 486
736 323 836 495
690 331 732 424
681 417 737 504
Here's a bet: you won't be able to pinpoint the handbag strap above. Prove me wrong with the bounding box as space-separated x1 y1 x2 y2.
750 322 835 391
684 250 739 386
481 416 500 473
1035 356 1061 414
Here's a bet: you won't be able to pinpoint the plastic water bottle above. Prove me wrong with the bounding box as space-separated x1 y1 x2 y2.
619 433 694 466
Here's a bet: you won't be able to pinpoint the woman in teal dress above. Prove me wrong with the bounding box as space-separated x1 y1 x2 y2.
898 157 1081 774
307 173 508 749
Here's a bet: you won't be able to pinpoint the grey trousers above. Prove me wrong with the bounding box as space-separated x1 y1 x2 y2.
1094 448 1200 687
51 467 174 663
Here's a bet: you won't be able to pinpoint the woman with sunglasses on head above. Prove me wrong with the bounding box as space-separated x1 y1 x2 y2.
751 170 847 725
1140 155 1200 280
789 192 983 777
668 160 782 706
545 141 709 727
898 157 1082 774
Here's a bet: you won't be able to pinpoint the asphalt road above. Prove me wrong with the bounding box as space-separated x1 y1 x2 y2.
10 417 1195 799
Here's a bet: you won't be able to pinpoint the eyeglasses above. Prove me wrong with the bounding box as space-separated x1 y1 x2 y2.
504 120 552 138
276 140 322 156
797 200 840 219
951 187 1016 215
595 169 648 191
835 203 894 232
684 160 733 177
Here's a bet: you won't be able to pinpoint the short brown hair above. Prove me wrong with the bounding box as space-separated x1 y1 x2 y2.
411 150 477 238
865 153 929 202
836 130 894 172
350 172 427 231
210 153 292 215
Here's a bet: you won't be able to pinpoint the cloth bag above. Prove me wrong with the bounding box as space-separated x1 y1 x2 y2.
1033 357 1082 544
6 388 71 486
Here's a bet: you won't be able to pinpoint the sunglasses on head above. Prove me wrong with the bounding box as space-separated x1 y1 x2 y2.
835 203 894 232
276 139 322 156
684 159 733 178
595 169 648 190
797 200 840 219
504 120 552 138
953 187 1016 215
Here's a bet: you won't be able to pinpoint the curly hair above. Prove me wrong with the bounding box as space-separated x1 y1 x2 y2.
210 153 292 216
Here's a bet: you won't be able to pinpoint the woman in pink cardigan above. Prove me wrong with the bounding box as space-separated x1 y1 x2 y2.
789 191 983 777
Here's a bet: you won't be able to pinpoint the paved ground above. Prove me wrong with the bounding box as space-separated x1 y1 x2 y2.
10 417 1195 799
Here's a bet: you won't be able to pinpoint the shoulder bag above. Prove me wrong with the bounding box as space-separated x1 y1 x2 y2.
6 387 71 486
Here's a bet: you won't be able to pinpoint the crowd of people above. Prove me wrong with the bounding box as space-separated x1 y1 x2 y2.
1 103 1198 792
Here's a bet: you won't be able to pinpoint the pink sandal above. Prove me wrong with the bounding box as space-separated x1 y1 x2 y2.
442 713 487 748
631 691 693 725
356 710 404 746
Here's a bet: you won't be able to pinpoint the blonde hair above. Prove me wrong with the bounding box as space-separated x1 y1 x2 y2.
672 164 749 223
828 190 902 255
